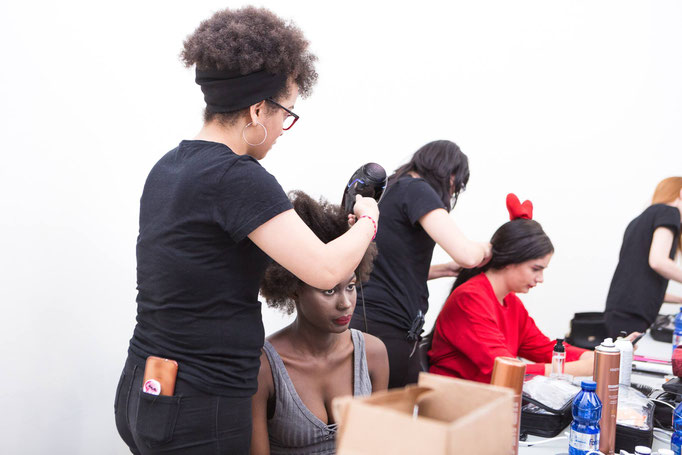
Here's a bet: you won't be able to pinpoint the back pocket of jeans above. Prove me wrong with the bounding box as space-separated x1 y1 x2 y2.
114 370 126 414
135 392 182 448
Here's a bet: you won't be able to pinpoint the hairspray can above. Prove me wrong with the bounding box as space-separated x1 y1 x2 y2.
594 338 620 455
491 356 527 455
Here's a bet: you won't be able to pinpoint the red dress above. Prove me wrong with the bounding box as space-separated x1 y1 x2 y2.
428 273 585 383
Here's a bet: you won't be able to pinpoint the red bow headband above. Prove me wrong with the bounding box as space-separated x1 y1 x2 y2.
506 193 533 220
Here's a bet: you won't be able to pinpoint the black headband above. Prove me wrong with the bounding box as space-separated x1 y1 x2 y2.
195 69 288 113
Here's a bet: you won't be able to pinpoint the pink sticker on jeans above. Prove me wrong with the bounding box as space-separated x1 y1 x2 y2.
143 379 161 395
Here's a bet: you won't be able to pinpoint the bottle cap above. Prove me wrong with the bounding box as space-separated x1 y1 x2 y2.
634 446 651 454
580 380 597 391
658 449 674 455
618 330 627 339
553 338 565 353
602 338 615 347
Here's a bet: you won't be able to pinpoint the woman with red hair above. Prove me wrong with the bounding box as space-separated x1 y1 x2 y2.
604 177 682 337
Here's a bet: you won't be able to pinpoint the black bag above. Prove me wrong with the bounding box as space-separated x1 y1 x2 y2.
615 423 653 453
651 313 675 343
565 312 608 350
613 384 657 452
520 394 573 438
648 389 676 430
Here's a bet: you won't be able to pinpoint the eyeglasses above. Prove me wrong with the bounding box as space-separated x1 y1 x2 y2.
266 98 299 130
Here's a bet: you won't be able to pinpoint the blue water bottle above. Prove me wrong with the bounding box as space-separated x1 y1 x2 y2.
672 401 682 454
673 307 682 354
569 380 602 455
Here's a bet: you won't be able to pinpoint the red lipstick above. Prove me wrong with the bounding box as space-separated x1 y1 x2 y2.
334 315 352 325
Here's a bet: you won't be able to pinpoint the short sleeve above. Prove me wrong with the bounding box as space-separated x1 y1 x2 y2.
213 157 293 242
402 179 448 225
653 205 681 236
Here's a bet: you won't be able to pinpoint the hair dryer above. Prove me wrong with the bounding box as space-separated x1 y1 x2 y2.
341 163 388 213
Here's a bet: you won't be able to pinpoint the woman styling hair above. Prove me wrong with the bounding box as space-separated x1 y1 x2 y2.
114 8 379 454
428 194 599 383
604 177 682 337
251 191 389 455
349 140 491 388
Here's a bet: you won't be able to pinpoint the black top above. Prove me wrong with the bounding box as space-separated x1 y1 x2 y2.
605 204 681 324
128 140 292 396
355 175 447 331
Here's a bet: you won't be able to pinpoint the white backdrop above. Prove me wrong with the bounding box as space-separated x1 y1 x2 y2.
0 1 680 453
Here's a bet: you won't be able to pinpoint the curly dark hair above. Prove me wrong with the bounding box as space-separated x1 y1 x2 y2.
260 191 377 314
181 6 318 124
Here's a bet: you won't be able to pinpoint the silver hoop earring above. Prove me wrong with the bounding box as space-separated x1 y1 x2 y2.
242 122 268 146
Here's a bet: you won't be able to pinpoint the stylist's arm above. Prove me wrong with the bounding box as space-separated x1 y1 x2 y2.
249 195 379 290
420 208 492 268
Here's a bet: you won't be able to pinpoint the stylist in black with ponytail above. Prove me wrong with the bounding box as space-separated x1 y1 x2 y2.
114 8 379 454
350 140 491 388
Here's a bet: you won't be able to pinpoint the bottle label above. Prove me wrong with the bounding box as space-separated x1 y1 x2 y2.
569 428 599 451
672 440 681 455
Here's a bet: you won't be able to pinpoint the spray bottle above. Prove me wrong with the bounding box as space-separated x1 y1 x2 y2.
550 338 566 378
614 331 633 386
594 338 621 455
490 356 526 455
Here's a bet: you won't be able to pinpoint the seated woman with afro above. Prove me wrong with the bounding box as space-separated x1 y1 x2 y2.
251 191 389 455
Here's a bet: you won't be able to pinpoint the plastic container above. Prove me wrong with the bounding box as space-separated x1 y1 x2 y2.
672 401 682 455
550 338 566 378
569 380 602 455
615 332 633 386
673 307 682 353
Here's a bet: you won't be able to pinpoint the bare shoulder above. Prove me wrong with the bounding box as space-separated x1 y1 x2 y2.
359 332 389 391
362 332 388 364
256 348 274 396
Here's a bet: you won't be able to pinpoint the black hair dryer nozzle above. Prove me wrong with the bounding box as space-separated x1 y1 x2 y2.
341 163 388 213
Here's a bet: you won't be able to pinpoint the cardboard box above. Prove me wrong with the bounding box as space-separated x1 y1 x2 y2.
332 372 515 455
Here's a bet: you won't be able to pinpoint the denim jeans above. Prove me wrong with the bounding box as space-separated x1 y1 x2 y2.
114 356 252 454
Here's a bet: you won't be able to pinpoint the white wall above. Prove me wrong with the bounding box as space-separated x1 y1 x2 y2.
0 1 680 453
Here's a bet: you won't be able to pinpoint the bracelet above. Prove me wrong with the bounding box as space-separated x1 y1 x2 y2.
359 215 377 241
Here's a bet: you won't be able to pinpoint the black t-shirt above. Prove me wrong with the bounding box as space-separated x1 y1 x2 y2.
356 176 447 331
128 140 292 397
605 204 681 324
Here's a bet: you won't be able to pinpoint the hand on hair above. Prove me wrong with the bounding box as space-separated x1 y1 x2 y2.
477 242 493 268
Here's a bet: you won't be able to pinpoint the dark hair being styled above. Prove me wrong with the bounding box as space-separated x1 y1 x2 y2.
421 218 554 351
390 140 470 210
451 218 554 294
181 7 318 125
260 191 377 314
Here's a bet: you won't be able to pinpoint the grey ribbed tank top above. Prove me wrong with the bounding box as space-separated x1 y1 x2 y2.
263 328 372 455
